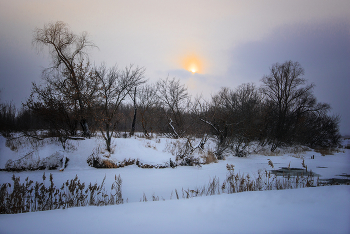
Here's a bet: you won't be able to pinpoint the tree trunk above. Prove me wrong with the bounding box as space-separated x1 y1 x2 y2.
106 123 111 152
80 119 91 138
130 107 137 136
106 137 111 152
130 87 137 136
140 111 149 137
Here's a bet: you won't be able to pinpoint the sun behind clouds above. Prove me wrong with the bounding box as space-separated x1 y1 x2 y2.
182 54 203 74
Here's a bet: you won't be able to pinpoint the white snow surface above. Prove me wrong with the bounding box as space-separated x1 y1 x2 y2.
0 135 350 233
0 186 349 234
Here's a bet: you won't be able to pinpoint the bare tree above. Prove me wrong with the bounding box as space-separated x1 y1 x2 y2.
136 84 159 137
33 21 97 137
94 64 145 152
198 84 261 158
22 83 78 170
156 77 190 138
260 61 331 151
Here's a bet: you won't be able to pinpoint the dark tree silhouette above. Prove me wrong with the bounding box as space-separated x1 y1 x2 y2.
260 61 334 150
33 21 97 137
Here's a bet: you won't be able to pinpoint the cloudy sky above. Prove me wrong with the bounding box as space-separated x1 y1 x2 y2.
0 0 349 135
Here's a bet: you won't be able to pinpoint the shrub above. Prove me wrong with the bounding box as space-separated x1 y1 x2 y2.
86 153 136 169
0 173 123 214
164 138 203 166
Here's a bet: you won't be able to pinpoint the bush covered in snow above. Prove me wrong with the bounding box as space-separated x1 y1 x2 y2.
86 145 169 169
163 137 209 166
87 154 135 168
4 151 69 171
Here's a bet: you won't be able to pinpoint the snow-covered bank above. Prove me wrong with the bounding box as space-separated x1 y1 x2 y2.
1 135 350 233
1 135 350 203
1 185 349 234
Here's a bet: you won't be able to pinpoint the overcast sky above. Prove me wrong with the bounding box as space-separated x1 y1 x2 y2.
0 0 349 135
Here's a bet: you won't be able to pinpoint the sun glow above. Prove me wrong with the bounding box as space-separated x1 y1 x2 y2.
182 54 203 74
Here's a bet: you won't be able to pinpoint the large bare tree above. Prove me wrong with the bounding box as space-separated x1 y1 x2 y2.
260 61 330 151
33 21 97 137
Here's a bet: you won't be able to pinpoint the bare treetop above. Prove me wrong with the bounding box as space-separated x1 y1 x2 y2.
31 21 97 137
33 21 96 69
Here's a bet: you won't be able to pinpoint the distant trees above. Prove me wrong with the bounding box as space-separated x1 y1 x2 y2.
0 92 45 136
136 84 160 137
0 101 16 137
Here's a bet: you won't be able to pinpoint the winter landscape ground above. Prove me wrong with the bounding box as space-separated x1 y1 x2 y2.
0 134 349 234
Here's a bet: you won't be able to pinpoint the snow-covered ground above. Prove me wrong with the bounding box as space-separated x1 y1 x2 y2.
0 186 349 234
0 135 349 233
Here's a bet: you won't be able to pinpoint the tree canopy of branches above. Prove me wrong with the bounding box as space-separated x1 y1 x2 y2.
135 84 160 137
25 82 79 149
260 61 339 150
199 83 262 158
94 64 145 152
4 22 341 159
32 21 97 137
156 77 190 138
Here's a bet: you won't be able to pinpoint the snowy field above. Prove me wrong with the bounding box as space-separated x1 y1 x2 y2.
0 135 349 234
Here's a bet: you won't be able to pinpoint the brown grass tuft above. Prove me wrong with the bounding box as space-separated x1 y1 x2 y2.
201 150 217 164
268 159 274 168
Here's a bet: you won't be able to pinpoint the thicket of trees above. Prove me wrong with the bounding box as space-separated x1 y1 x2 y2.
0 22 341 157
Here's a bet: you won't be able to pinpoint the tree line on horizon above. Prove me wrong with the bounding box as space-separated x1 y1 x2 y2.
0 21 341 157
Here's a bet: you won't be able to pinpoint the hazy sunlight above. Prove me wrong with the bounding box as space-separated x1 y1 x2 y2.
182 54 203 74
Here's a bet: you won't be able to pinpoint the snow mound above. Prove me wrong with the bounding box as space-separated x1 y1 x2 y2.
4 151 68 171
